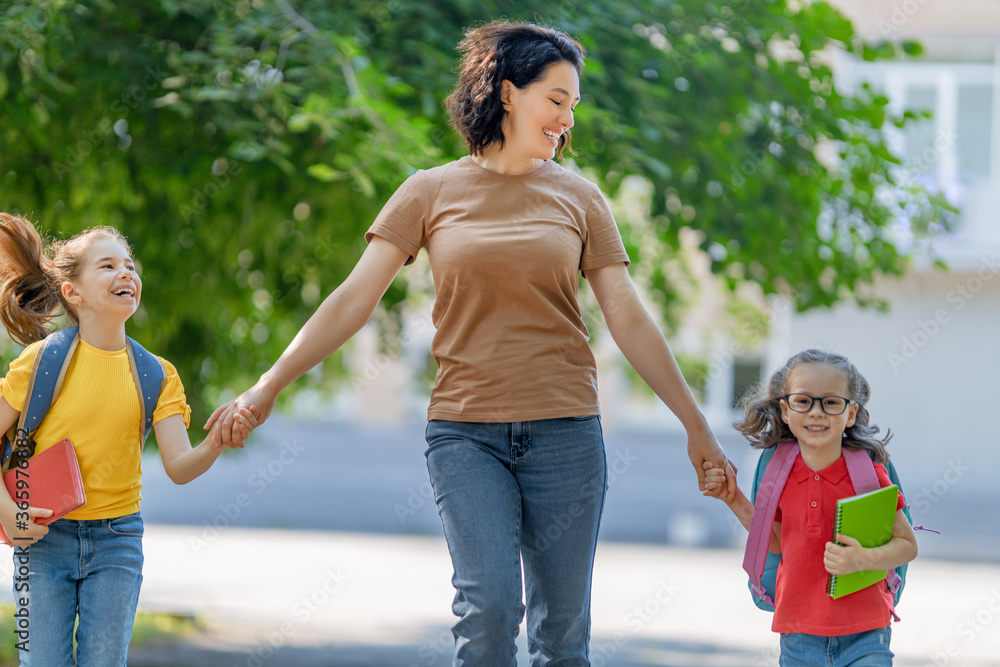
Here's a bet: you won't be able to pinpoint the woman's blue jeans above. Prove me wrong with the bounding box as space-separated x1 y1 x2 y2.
425 417 607 667
14 512 144 666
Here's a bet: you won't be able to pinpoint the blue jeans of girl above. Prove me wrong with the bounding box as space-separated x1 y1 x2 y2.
780 627 894 666
425 417 607 667
15 512 144 666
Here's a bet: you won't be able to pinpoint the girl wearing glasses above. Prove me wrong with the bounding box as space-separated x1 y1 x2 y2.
703 349 918 666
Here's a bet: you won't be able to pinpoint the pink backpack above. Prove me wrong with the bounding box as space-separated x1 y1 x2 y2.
742 441 906 617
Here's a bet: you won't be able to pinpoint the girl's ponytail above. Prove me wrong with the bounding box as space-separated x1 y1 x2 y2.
0 213 62 346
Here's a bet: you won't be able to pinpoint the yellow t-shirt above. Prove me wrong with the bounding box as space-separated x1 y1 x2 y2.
0 336 191 519
365 156 630 422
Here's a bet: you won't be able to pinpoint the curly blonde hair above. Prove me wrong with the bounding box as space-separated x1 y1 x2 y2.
733 349 892 463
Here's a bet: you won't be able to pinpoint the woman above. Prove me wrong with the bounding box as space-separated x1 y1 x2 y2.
209 20 735 666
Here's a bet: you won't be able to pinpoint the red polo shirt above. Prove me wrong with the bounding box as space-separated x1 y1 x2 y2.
772 452 905 636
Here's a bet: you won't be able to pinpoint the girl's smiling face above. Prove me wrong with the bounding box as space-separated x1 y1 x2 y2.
780 363 859 468
62 235 142 323
501 60 580 161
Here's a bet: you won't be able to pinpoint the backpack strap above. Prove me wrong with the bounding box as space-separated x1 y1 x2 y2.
125 336 165 443
0 328 165 473
21 327 80 436
884 456 920 613
842 447 880 495
1 327 79 472
743 441 799 607
746 442 910 619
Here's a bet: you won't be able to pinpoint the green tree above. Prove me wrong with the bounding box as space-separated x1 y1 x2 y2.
0 0 953 426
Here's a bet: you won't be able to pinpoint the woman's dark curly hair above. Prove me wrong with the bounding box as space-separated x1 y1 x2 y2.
733 349 893 463
445 20 585 159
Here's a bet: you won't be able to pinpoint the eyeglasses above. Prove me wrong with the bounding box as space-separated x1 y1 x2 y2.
782 394 855 416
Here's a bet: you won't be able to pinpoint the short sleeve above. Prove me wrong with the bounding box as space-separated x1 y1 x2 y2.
152 357 191 428
874 463 907 511
580 188 630 275
364 170 427 265
0 341 45 413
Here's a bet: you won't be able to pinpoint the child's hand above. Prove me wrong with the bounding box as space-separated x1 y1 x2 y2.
824 534 868 576
210 405 259 450
231 405 259 447
0 505 52 547
701 460 730 500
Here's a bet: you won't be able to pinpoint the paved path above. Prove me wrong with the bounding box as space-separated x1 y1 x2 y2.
2 414 998 665
2 525 998 665
59 526 1000 666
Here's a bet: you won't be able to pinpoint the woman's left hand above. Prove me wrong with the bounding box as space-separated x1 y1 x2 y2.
687 426 737 503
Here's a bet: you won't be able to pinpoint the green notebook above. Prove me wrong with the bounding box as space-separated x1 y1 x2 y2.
827 484 898 599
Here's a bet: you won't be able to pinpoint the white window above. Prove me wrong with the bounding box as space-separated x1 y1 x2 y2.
836 57 998 232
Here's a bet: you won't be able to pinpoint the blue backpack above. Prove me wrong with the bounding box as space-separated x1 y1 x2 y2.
744 441 913 616
1 326 164 472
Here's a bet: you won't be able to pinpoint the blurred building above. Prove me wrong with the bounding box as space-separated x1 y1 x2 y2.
333 2 1000 508
785 0 999 497
697 0 1000 502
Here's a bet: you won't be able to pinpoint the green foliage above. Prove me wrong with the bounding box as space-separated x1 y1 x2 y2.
0 606 13 666
128 609 202 646
0 0 953 424
0 604 200 665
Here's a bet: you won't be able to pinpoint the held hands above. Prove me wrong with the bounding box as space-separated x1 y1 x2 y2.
205 383 277 449
207 405 260 451
701 461 757 535
687 428 737 501
824 534 869 576
687 427 737 504
701 461 730 501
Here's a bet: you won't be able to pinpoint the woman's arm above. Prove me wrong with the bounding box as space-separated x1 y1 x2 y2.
208 236 411 446
587 263 736 500
824 508 918 575
0 396 52 545
157 407 257 484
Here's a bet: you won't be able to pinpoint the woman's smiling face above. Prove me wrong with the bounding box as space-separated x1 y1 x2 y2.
500 60 580 161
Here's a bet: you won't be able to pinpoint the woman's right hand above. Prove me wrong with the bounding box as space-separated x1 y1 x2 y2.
205 382 278 449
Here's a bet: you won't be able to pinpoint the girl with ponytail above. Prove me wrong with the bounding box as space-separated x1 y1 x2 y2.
0 213 258 666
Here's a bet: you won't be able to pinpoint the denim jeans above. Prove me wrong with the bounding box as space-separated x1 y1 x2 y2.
425 417 607 667
780 627 894 666
14 512 144 666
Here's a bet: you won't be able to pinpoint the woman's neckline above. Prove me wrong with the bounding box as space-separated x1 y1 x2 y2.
462 154 552 178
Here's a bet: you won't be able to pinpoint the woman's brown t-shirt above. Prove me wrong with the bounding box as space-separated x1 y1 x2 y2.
365 156 630 422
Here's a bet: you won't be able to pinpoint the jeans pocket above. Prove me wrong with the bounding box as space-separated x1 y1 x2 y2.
107 513 144 538
563 415 598 422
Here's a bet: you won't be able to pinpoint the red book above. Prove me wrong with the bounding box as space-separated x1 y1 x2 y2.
1 439 87 546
